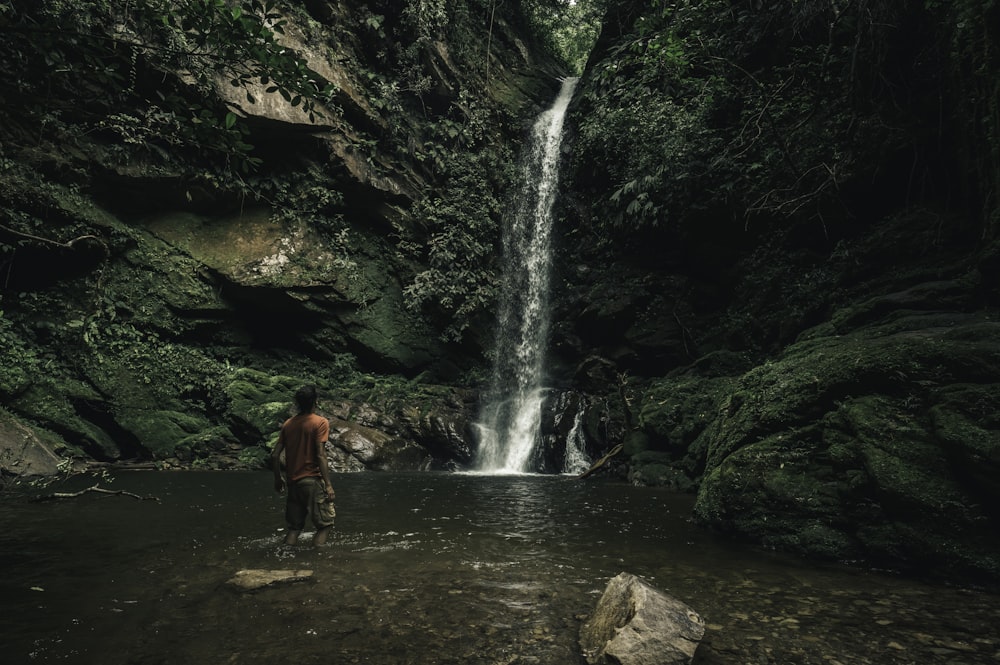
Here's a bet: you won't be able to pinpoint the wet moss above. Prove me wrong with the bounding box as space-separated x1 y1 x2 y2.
11 381 119 460
693 326 1000 582
637 374 732 455
113 409 215 459
223 369 306 437
622 430 650 457
929 384 1000 463
627 451 697 491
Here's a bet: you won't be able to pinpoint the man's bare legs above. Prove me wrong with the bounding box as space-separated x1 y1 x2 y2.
283 528 330 546
313 525 332 547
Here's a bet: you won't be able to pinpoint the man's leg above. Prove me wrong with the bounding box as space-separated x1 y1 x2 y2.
311 481 336 547
313 525 331 546
284 481 307 545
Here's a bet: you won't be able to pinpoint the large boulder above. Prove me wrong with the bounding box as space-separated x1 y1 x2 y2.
328 417 429 471
580 572 705 665
692 310 1000 583
0 410 64 477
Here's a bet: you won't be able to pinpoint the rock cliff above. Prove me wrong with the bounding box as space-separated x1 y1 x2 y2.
0 0 563 473
554 0 1000 585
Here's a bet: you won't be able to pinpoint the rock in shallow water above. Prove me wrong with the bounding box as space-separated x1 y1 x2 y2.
580 572 705 665
226 569 314 591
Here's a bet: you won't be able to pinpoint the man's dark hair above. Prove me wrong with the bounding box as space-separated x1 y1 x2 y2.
294 385 318 413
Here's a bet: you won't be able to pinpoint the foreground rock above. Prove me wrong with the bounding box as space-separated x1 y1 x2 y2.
226 569 314 591
580 572 705 665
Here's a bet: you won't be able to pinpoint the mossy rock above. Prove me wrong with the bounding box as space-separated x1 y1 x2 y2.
223 369 306 437
10 381 120 460
703 318 1000 472
695 363 1000 582
115 408 215 459
237 444 272 469
637 374 732 451
627 451 697 491
928 384 1000 506
169 425 240 463
622 430 650 457
762 521 856 560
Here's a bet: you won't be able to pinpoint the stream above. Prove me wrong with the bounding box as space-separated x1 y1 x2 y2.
1 471 997 664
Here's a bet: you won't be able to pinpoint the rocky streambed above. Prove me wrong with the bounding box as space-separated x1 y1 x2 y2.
2 471 997 664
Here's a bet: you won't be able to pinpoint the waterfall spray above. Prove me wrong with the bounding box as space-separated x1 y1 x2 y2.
475 78 578 473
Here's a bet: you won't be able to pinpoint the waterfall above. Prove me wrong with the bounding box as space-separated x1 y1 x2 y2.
475 77 578 473
562 408 590 476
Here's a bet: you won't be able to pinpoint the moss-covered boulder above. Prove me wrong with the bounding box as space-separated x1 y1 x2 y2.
327 417 430 472
114 408 231 460
10 380 120 461
692 313 1000 583
628 372 734 489
223 369 305 438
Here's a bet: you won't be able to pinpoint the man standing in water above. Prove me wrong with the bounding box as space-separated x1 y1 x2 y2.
272 385 336 546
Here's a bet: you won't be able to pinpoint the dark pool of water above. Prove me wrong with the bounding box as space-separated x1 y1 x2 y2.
1 471 998 664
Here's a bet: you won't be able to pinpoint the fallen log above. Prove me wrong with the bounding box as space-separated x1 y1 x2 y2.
577 443 624 479
33 483 160 502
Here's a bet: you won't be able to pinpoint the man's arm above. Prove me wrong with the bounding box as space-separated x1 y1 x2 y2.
317 442 335 500
271 435 286 493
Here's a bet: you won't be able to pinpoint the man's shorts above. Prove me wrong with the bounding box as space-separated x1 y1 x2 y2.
286 476 336 530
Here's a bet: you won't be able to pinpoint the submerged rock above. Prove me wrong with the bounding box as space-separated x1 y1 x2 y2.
580 572 705 665
226 569 314 591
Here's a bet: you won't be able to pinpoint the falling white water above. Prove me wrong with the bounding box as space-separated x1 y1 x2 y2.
561 408 591 475
475 77 578 473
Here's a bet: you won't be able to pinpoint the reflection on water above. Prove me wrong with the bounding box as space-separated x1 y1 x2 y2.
1 472 998 664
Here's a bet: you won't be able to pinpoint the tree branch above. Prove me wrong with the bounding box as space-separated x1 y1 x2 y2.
0 223 107 254
33 483 161 502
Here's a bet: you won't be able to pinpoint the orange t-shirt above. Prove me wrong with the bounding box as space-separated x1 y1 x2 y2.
278 413 330 482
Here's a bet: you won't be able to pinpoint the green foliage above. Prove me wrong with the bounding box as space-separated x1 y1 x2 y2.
937 0 1000 234
582 83 722 228
0 0 335 175
379 48 519 342
237 443 271 469
402 0 450 42
0 304 39 397
401 145 513 341
519 0 604 74
574 0 997 235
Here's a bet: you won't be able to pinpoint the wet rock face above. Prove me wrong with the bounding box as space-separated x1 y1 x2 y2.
554 168 1000 584
324 394 477 471
580 572 705 665
0 413 63 477
0 0 569 475
690 310 1000 584
624 303 1000 585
